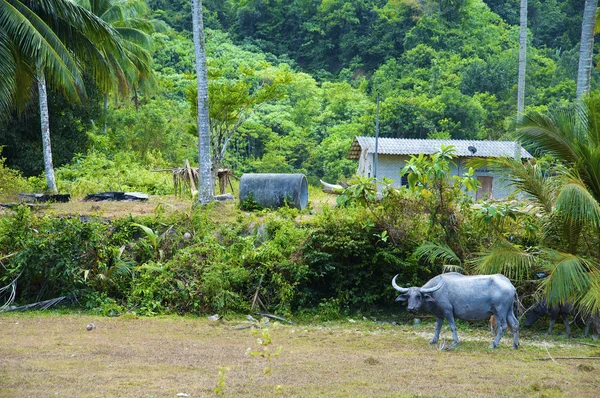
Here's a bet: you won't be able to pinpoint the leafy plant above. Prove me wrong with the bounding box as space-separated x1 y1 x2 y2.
239 191 264 211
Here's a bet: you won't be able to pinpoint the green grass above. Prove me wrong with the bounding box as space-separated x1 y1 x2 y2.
1 312 599 397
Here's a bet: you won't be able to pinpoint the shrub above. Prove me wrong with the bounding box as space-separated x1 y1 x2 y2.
55 151 174 198
299 205 426 311
0 206 110 301
0 154 29 201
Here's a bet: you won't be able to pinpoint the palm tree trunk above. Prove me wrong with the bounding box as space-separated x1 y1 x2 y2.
576 0 598 100
192 0 213 204
517 0 527 122
103 92 108 134
37 69 58 193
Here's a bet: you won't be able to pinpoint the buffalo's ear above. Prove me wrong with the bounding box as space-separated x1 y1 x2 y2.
424 294 436 304
396 294 409 302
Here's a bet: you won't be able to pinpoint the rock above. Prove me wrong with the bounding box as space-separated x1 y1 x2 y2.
207 314 221 321
86 323 96 331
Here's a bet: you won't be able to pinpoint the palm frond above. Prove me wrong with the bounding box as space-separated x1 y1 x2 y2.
116 26 152 48
0 0 82 99
554 175 600 228
538 249 595 306
578 271 600 316
468 157 555 213
0 30 17 117
472 240 536 280
99 3 124 23
517 110 580 164
414 241 463 273
578 96 600 148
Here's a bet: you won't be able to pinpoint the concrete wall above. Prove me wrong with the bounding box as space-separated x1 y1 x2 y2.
359 153 516 200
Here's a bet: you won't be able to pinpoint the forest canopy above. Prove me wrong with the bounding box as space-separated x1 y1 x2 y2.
0 0 597 188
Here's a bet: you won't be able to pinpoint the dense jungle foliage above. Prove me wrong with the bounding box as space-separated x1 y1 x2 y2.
2 0 600 320
1 0 598 186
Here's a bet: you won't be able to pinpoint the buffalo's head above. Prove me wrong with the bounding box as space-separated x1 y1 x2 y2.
392 275 443 313
523 302 548 328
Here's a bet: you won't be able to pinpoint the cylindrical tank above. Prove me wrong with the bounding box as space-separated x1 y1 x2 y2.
239 173 309 210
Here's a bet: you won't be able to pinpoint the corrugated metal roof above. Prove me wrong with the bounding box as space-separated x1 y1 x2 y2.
347 137 533 160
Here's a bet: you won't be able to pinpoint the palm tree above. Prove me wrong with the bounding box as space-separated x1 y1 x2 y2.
0 0 85 117
77 0 156 132
473 98 600 315
576 0 598 100
517 0 527 122
192 0 213 204
0 0 124 191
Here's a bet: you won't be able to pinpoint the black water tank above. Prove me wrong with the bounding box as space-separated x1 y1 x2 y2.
239 173 309 210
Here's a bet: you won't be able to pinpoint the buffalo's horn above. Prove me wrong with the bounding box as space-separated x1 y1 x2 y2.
420 277 444 294
391 274 409 293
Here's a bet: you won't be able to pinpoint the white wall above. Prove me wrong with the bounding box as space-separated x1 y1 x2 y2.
359 154 516 200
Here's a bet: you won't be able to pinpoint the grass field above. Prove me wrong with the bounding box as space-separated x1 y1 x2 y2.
1 312 599 397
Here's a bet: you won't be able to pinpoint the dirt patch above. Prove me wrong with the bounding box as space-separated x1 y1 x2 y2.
1 313 599 397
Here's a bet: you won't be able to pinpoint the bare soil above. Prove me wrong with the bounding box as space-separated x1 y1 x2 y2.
0 187 337 221
1 313 599 397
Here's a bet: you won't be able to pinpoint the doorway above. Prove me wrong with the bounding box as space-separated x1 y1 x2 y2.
476 176 493 200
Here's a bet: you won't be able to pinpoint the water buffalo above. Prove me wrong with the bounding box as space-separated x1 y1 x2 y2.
523 299 572 337
523 299 599 337
392 272 519 349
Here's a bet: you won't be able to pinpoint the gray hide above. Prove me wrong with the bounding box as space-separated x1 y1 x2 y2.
392 272 519 349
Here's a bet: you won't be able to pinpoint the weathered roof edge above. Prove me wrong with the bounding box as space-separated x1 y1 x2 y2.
347 137 534 160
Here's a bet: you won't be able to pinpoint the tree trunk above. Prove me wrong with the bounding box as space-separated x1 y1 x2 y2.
192 0 213 205
37 69 58 193
576 0 598 100
103 92 108 134
517 0 527 122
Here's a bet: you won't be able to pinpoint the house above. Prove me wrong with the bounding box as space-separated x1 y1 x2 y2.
347 137 534 200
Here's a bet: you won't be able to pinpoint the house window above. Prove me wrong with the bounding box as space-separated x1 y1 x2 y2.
401 175 408 186
476 176 493 200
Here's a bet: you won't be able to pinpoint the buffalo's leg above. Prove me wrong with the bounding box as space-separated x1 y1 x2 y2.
445 314 459 346
547 317 556 335
490 314 507 349
429 317 443 344
562 314 571 337
508 310 519 349
585 319 591 337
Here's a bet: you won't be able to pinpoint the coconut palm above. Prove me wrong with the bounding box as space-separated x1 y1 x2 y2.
1 0 124 191
77 0 156 133
472 98 600 315
516 0 527 121
577 0 598 100
192 0 213 204
78 0 155 95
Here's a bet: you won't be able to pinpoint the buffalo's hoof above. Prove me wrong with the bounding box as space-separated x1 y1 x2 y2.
450 341 459 348
513 344 519 350
488 344 498 349
429 339 438 345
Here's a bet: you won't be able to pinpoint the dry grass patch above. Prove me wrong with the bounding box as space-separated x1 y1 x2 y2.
1 313 600 397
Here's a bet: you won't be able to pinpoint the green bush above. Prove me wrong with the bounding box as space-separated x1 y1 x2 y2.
55 151 174 197
0 154 29 201
0 206 110 301
0 195 500 317
299 205 427 311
